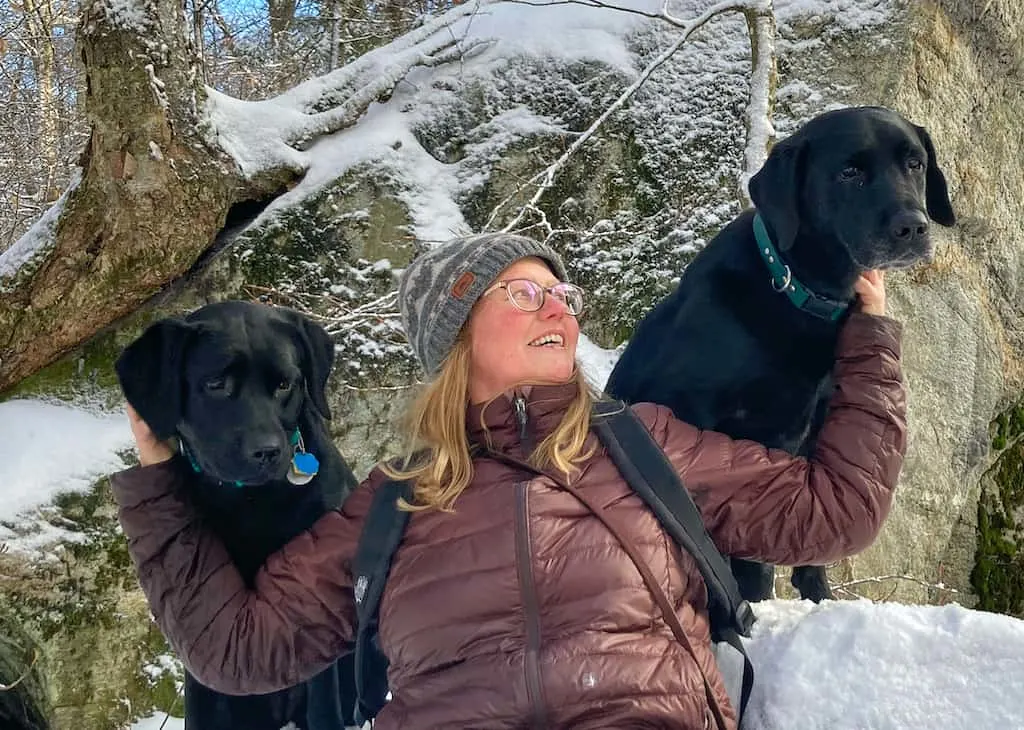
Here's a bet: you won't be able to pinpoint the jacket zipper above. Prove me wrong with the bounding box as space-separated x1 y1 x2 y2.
513 393 536 455
515 481 547 728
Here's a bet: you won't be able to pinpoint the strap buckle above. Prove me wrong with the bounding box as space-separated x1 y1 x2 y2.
735 600 756 635
771 264 793 293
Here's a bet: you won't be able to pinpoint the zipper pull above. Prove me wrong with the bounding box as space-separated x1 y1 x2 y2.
513 394 529 442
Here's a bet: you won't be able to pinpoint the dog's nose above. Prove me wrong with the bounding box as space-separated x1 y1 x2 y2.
249 440 283 466
890 210 929 242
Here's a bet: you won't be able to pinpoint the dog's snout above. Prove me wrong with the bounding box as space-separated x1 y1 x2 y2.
249 438 283 466
890 209 929 242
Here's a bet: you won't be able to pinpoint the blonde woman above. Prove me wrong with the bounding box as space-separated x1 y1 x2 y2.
112 232 904 730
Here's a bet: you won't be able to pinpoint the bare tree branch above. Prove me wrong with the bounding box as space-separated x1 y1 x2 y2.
491 0 774 234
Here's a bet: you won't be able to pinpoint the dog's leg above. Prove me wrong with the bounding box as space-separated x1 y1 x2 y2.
790 565 833 602
730 558 776 601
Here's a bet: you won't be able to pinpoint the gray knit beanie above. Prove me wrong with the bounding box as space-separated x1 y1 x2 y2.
398 233 568 375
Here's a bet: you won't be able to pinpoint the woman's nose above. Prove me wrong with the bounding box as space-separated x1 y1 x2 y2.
540 292 568 317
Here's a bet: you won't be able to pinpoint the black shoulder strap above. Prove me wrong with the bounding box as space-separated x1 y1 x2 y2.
351 479 412 726
591 399 755 721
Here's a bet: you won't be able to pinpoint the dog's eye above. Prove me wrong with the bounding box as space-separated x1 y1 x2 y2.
907 157 924 171
276 380 293 394
839 165 864 182
204 377 226 393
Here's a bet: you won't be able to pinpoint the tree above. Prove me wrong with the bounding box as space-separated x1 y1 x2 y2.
0 0 776 394
0 0 489 393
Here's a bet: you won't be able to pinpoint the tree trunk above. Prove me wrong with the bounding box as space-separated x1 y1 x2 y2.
0 0 485 394
0 0 291 393
23 0 61 204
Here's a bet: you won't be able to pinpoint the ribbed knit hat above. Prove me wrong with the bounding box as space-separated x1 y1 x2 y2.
398 233 568 375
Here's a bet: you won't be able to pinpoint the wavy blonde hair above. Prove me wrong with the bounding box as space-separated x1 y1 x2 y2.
382 335 598 512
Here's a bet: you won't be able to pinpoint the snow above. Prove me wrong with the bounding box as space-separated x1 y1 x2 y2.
0 399 134 553
0 168 82 289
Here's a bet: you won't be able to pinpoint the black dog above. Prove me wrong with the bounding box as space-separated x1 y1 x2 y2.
115 300 360 730
606 106 955 603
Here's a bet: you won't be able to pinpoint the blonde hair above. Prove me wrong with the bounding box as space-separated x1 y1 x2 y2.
383 336 598 512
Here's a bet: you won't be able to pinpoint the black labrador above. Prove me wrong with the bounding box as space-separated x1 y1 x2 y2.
116 300 360 730
606 106 955 603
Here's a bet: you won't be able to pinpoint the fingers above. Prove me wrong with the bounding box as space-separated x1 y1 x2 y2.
126 404 176 467
853 270 886 317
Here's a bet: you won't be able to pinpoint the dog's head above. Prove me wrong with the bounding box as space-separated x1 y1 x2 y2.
749 106 955 272
115 301 335 485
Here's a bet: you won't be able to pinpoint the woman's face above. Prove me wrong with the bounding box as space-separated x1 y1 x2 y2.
466 257 580 404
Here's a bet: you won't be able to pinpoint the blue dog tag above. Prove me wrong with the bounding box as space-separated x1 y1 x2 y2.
288 452 320 485
293 452 319 475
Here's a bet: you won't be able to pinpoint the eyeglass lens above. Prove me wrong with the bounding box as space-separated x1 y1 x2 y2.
506 280 583 315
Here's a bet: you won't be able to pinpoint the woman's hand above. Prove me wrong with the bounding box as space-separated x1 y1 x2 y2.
127 404 176 466
854 270 886 317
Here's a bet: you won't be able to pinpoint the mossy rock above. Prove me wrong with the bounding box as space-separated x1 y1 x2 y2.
971 397 1024 615
1 475 182 730
0 605 50 730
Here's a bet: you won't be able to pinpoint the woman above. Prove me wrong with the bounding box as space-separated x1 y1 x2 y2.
112 232 905 730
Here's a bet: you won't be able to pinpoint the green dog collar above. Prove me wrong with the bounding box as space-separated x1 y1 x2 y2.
752 213 850 322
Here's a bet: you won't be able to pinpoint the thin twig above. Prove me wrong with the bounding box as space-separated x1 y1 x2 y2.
492 0 763 233
0 648 38 691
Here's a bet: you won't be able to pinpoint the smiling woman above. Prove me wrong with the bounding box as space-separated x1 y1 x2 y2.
110 231 907 730
465 257 582 404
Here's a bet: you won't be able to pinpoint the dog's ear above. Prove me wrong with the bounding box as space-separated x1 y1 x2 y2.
280 309 335 420
914 124 955 227
115 318 194 439
748 138 805 251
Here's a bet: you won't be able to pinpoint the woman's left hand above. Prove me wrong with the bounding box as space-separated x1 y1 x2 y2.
854 270 886 316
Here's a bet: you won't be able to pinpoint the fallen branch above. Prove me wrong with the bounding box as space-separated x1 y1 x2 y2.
492 0 775 234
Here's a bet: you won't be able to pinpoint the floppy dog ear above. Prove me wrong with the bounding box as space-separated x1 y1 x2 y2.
115 318 194 440
280 309 335 420
748 139 805 251
914 124 955 227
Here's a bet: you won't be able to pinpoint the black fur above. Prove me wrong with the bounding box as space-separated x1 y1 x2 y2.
606 106 954 603
116 300 360 730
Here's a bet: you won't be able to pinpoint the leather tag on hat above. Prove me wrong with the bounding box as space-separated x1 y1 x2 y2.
452 271 475 298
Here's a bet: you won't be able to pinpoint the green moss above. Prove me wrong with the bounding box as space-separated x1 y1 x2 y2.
972 397 1024 615
2 475 183 730
229 166 419 388
3 304 168 407
991 402 1024 451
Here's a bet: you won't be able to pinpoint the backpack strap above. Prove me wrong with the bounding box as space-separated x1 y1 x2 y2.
590 399 756 722
351 479 412 726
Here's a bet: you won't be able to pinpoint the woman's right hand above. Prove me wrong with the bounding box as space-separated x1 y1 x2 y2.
127 404 176 466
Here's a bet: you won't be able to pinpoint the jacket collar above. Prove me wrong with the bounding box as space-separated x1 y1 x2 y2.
467 381 579 455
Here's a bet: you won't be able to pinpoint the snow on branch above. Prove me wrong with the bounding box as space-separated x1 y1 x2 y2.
491 0 775 235
242 285 403 339
279 1 498 148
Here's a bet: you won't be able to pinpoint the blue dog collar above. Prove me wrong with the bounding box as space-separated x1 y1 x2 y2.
752 213 850 322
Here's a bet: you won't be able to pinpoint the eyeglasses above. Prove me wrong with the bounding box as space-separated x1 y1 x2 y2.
483 278 585 316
